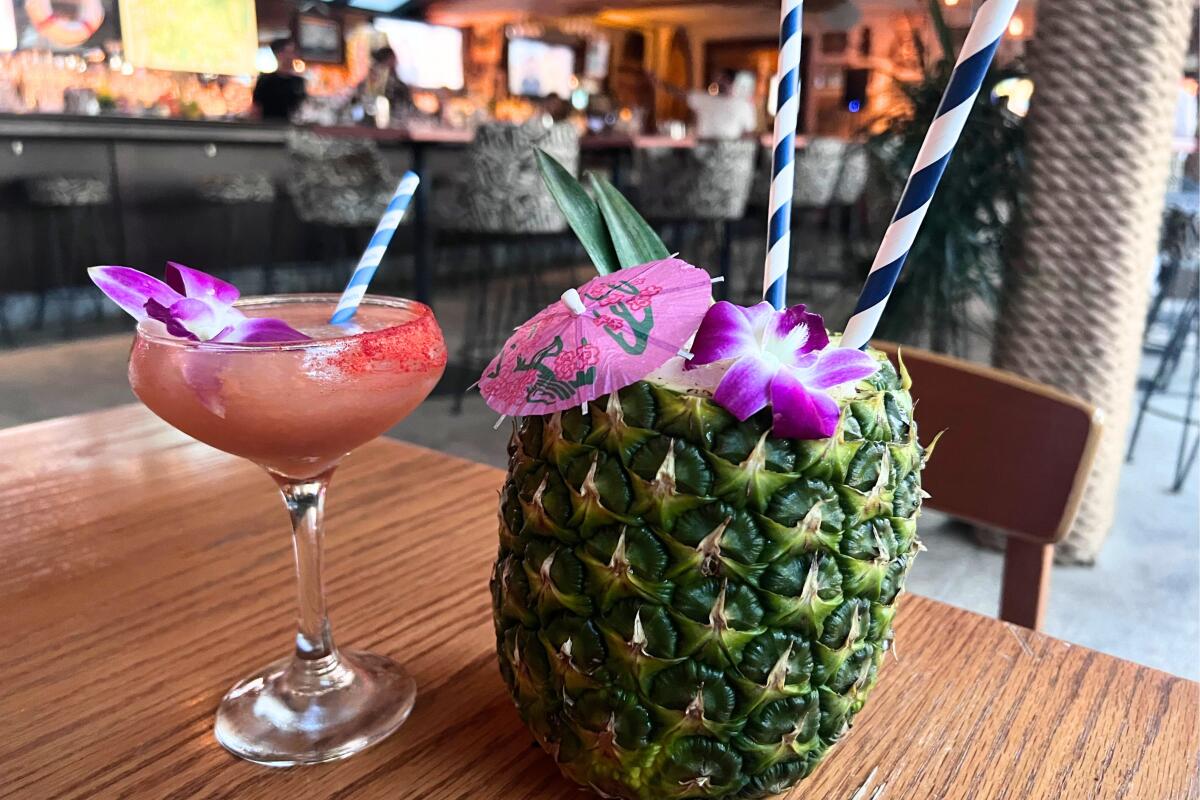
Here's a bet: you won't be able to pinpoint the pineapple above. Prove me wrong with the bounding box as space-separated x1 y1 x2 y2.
490 352 927 800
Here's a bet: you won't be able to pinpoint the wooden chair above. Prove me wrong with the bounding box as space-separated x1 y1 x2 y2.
875 343 1103 630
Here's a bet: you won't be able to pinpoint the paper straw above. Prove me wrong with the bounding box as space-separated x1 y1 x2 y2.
330 171 420 324
841 0 1018 350
762 0 804 310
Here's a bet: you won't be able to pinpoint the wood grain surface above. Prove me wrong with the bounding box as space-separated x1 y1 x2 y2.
2 405 1196 800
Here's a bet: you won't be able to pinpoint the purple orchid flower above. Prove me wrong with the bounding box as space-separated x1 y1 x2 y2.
687 301 879 440
88 262 309 344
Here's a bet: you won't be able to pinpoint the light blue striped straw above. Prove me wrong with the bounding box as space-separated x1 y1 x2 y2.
330 170 421 324
841 0 1018 350
763 0 804 311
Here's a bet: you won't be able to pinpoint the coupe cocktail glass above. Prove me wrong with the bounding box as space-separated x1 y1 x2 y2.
128 294 447 766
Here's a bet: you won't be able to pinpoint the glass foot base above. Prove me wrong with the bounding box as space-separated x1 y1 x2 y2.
214 649 416 767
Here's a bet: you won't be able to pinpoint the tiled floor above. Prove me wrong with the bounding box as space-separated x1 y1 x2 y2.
3 317 1197 680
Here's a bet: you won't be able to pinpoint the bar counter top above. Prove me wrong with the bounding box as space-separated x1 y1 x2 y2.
0 113 474 146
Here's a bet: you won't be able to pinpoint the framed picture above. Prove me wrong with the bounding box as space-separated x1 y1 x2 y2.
293 12 343 65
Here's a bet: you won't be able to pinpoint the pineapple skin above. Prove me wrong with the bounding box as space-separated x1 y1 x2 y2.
491 351 926 800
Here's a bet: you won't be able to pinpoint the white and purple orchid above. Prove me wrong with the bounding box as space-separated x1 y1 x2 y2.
687 301 879 440
88 262 309 344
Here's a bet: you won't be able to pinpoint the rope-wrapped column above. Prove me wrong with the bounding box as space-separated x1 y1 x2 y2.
995 0 1194 563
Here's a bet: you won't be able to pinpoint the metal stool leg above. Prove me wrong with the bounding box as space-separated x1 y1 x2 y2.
452 239 494 415
1128 293 1198 460
1172 320 1200 493
718 220 733 301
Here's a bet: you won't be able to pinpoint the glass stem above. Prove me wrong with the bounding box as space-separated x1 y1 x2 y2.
277 470 338 664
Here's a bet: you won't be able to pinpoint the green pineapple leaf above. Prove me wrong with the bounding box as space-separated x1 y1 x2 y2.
534 148 620 275
586 172 670 269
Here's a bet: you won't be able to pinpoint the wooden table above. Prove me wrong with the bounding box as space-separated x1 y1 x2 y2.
2 406 1196 800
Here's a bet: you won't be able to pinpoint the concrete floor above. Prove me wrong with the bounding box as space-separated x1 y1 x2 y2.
2 319 1197 680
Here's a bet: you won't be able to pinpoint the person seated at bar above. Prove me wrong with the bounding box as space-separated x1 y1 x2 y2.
358 46 417 122
252 38 307 122
649 69 758 140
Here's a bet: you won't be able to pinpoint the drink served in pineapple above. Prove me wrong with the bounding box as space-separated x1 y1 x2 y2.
130 296 446 479
492 354 924 799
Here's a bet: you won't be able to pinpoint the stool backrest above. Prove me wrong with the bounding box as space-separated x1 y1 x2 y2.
634 140 757 221
456 121 580 235
831 142 869 205
793 137 846 208
285 131 396 227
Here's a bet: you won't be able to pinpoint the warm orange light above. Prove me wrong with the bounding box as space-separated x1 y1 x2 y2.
943 0 960 6
292 58 306 73
1008 17 1025 37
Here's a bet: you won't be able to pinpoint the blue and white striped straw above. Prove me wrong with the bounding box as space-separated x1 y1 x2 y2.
330 170 420 324
762 0 803 311
841 0 1018 350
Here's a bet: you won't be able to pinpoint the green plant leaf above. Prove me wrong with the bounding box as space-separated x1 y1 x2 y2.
587 173 670 269
534 149 619 275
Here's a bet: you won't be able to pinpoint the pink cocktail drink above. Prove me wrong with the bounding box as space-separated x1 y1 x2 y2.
123 293 446 766
130 296 446 478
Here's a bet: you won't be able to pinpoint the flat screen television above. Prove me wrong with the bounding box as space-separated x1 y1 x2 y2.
294 13 343 65
373 18 464 91
507 38 574 99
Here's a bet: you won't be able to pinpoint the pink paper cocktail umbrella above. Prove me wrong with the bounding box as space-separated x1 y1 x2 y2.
480 258 713 416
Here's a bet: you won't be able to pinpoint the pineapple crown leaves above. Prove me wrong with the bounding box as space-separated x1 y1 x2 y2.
535 148 669 275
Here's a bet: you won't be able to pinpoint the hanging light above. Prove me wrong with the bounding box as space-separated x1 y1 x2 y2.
1008 17 1026 37
255 46 278 74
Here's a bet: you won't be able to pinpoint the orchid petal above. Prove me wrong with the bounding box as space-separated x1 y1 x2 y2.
212 316 311 344
741 301 777 330
804 348 879 390
165 262 240 304
88 266 182 321
713 356 776 420
770 370 841 439
689 301 757 367
145 298 201 341
182 356 227 418
772 304 829 357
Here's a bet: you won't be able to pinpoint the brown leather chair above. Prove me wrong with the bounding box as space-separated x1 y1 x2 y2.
875 343 1103 630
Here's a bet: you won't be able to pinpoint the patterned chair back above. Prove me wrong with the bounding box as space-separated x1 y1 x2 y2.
831 142 869 205
792 137 869 208
285 131 397 227
792 137 844 208
633 140 757 221
438 121 579 234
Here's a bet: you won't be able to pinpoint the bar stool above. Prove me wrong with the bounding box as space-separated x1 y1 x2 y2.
433 121 580 411
22 175 118 332
284 131 402 291
198 172 278 289
632 139 756 294
792 137 845 210
784 138 868 305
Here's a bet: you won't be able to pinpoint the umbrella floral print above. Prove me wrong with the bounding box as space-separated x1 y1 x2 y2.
480 259 712 415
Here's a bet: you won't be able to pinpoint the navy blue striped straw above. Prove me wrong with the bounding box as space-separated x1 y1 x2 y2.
763 0 803 310
330 171 420 324
841 0 1018 349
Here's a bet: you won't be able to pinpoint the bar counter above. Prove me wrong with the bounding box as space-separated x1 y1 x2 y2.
0 112 477 144
0 114 473 303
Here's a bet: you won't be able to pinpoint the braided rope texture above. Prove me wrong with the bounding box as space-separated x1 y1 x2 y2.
994 0 1194 563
